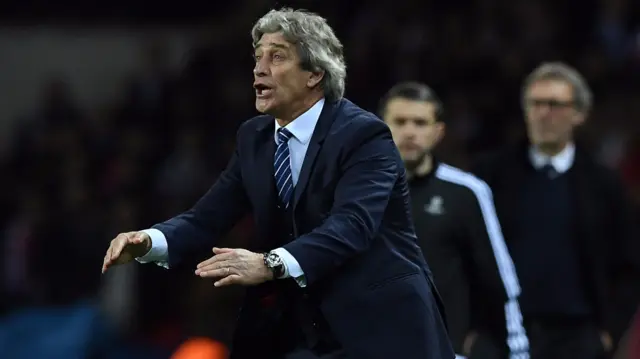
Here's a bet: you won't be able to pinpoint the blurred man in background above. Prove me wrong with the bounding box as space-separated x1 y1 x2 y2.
381 82 528 359
102 8 453 359
473 62 639 359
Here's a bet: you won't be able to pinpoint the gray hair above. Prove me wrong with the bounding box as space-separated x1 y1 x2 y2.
522 62 593 114
251 8 347 101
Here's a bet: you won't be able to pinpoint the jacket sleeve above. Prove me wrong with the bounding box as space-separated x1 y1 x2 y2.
460 177 528 356
464 182 515 305
283 117 398 286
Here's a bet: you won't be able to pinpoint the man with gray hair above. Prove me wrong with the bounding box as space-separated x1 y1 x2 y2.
472 62 639 359
102 8 454 359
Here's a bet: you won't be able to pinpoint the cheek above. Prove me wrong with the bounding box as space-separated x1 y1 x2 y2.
280 72 308 94
273 79 294 99
392 131 406 144
525 116 543 129
422 129 439 143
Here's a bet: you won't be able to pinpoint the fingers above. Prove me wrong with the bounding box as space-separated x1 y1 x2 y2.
215 274 241 287
212 247 234 254
102 250 111 274
198 267 233 278
109 233 128 261
102 240 118 273
195 248 239 277
600 332 613 351
195 256 217 270
194 248 262 287
196 249 236 270
103 231 137 273
196 256 234 275
111 231 141 260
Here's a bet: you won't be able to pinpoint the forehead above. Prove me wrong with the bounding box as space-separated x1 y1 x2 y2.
527 79 574 100
255 32 293 51
385 98 437 119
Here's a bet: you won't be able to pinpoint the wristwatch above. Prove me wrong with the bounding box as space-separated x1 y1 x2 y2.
263 251 286 279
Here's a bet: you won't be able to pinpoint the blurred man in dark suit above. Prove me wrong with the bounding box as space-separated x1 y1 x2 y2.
102 8 454 359
473 62 639 359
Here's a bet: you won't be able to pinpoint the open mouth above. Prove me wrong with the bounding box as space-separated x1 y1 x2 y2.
254 84 274 98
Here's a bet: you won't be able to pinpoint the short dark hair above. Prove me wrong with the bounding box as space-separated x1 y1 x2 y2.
378 81 444 122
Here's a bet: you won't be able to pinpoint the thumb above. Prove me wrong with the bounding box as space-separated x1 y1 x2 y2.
131 232 147 244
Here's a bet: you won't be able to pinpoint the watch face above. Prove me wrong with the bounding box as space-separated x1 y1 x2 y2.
267 253 282 267
266 252 285 278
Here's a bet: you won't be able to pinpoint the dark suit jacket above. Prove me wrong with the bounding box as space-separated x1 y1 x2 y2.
472 140 640 350
152 99 454 359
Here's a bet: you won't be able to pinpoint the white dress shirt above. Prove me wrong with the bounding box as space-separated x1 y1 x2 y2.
528 142 575 174
137 98 325 288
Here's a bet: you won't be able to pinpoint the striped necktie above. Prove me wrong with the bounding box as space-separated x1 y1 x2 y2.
274 127 294 208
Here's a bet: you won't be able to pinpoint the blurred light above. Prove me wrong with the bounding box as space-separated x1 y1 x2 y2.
171 337 228 359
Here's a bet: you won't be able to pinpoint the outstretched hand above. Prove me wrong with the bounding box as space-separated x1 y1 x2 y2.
195 248 273 287
102 231 150 273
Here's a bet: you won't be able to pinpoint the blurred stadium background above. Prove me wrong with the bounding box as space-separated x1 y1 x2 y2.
0 0 638 358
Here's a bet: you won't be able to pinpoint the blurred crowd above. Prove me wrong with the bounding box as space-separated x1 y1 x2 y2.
0 0 639 358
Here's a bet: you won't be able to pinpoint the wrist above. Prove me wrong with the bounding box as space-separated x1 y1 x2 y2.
144 237 152 253
133 235 152 258
252 252 273 281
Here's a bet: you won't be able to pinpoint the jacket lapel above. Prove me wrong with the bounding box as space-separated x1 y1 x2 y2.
292 99 340 210
254 120 278 211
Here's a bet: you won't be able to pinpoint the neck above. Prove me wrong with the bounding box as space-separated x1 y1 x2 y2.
275 93 323 127
407 154 433 179
536 141 570 157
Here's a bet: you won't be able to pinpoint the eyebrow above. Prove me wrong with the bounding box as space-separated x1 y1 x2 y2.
254 42 289 51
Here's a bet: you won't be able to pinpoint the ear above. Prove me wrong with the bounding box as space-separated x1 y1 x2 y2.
572 111 586 126
434 122 446 143
307 70 324 88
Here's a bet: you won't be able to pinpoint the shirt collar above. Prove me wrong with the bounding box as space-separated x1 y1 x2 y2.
529 143 576 173
274 98 325 144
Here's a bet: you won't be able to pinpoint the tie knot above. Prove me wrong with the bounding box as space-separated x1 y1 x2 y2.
277 128 293 144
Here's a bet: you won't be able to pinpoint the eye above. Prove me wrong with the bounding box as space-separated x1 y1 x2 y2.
414 119 428 127
273 53 285 61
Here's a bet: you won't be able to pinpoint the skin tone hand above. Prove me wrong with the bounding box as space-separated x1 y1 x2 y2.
600 331 613 352
462 331 478 356
195 248 273 287
102 231 151 273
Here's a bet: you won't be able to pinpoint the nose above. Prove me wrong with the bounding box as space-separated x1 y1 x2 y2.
402 124 417 139
530 101 553 116
254 59 268 77
535 107 554 123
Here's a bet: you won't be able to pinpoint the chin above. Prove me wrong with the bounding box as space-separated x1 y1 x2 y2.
401 151 421 162
255 101 267 113
535 135 560 145
255 99 276 115
401 155 419 166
